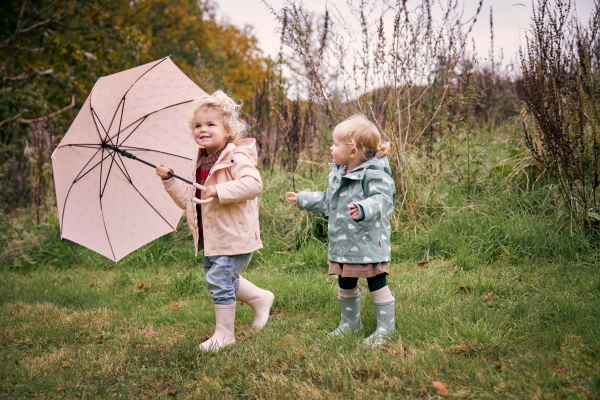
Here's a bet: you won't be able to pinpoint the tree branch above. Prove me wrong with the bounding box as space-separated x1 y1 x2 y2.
0 111 24 128
3 68 54 81
19 96 75 124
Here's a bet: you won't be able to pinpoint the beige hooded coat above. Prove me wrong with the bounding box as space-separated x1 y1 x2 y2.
162 138 263 256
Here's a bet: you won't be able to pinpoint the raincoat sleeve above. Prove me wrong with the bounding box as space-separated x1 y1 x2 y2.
215 153 262 204
162 177 190 210
352 170 395 222
296 191 329 214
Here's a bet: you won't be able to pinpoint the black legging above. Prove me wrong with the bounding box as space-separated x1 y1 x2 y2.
338 273 387 292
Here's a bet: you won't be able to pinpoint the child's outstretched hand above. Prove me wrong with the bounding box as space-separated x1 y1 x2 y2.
156 164 174 180
348 204 360 220
285 192 297 204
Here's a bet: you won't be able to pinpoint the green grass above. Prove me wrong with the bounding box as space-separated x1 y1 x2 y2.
1 136 600 398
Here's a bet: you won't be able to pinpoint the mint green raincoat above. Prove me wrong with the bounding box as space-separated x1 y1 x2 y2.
296 157 395 264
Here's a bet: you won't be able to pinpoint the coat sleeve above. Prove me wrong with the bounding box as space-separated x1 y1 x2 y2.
215 153 262 204
296 190 329 214
352 170 395 222
162 177 190 210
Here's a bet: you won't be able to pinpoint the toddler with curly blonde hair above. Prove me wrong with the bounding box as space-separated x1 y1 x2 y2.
156 90 274 351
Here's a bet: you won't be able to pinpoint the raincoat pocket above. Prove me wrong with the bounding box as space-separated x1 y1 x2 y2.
232 207 249 234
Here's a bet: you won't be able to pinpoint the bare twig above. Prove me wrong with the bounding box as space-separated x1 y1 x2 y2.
19 96 76 124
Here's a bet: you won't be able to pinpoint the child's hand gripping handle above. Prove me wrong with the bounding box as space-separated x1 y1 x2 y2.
192 183 214 204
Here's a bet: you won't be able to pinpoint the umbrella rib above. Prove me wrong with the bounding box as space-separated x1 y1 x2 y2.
118 146 193 161
108 153 175 230
73 151 114 183
131 182 175 229
58 145 103 229
112 151 134 183
98 194 117 261
100 149 118 199
116 116 146 148
98 150 129 261
102 57 169 136
63 144 103 149
129 181 175 230
108 100 195 145
99 147 105 214
58 145 116 262
92 107 110 142
115 97 126 147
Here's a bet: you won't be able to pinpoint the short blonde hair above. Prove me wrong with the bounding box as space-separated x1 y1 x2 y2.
334 114 390 159
188 90 247 142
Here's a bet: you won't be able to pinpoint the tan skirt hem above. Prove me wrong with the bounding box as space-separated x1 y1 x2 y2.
328 261 390 278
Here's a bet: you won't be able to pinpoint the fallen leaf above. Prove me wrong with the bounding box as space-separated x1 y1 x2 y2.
169 389 177 396
432 380 448 395
460 286 472 292
417 260 429 267
484 292 494 301
145 328 157 335
138 283 149 291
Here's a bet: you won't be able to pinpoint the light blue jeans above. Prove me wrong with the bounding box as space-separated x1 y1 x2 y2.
203 253 252 305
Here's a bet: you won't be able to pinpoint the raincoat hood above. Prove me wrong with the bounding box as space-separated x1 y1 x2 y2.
329 156 392 177
200 138 259 169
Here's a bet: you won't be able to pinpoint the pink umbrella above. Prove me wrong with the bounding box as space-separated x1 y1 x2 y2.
52 57 211 262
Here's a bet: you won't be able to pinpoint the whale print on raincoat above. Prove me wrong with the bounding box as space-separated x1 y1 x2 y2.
296 157 395 264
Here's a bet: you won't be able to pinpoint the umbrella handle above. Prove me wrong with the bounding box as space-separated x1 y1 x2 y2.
192 196 214 204
191 183 214 204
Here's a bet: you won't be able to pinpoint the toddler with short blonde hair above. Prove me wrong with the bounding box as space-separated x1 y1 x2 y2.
286 114 396 346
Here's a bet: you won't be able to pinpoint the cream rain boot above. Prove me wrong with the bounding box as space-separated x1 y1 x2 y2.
200 303 236 351
329 289 363 337
364 299 395 346
235 276 275 330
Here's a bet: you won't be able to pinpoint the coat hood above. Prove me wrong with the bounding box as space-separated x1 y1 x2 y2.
329 156 392 178
228 138 259 166
197 137 259 168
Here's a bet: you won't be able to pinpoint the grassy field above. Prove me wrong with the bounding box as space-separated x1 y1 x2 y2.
1 136 600 398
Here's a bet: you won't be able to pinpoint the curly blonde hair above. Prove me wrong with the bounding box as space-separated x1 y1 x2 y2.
334 114 390 159
188 90 247 142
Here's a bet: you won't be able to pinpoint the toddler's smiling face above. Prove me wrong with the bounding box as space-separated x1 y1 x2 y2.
192 108 231 155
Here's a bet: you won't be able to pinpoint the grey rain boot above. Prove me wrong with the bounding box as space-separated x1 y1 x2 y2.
364 299 395 346
329 292 363 337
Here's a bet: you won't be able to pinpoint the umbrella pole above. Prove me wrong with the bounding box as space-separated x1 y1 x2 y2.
102 143 194 185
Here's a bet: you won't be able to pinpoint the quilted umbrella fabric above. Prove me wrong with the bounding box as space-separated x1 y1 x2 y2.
51 57 207 261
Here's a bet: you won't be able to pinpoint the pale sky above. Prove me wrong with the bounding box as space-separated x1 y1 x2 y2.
215 0 596 66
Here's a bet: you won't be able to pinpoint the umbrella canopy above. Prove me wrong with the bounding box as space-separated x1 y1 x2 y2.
52 57 207 261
